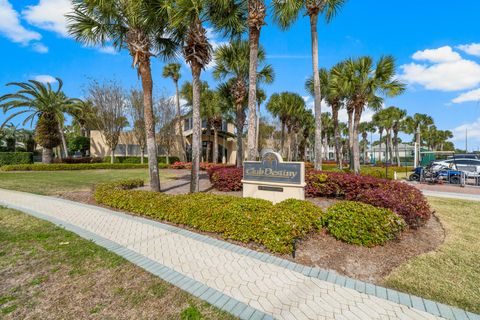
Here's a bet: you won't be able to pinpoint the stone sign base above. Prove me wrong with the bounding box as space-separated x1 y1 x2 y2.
242 180 306 204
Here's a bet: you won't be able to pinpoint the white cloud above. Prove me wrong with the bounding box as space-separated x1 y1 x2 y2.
22 0 71 37
33 75 57 83
97 46 117 55
0 0 41 44
206 27 227 50
412 46 461 63
457 43 480 57
399 46 480 92
32 42 48 53
451 118 480 149
452 88 480 104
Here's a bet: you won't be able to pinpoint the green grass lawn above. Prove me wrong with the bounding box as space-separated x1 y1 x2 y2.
0 169 173 195
383 197 480 314
0 207 235 319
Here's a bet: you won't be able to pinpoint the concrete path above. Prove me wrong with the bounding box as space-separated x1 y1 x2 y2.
0 188 477 320
422 190 480 202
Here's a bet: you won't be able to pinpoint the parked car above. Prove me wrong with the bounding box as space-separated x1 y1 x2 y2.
447 154 479 160
431 158 480 173
409 166 463 184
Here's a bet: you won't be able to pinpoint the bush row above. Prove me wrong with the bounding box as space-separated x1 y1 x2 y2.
171 161 235 171
208 167 431 228
306 171 431 227
95 179 323 253
0 152 33 166
321 201 406 246
53 156 103 164
103 156 180 164
0 163 164 171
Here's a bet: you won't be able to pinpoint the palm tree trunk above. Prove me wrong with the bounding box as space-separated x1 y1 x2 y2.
213 127 218 164
175 80 186 162
353 108 362 174
347 107 354 170
332 107 342 169
246 7 263 161
309 13 322 171
190 65 202 192
110 148 115 164
141 147 144 164
139 56 161 192
280 121 286 156
286 127 292 161
236 103 244 167
416 125 421 166
42 147 53 164
388 132 394 162
255 102 260 157
58 122 68 159
378 131 383 163
394 131 400 166
206 125 211 163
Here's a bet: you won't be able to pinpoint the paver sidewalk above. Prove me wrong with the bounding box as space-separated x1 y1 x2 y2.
0 188 477 320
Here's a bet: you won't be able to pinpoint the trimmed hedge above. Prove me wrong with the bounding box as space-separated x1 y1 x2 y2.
306 171 432 227
103 156 180 164
0 163 165 171
53 157 103 164
171 162 235 171
95 179 323 253
209 166 243 191
321 201 406 247
0 152 33 166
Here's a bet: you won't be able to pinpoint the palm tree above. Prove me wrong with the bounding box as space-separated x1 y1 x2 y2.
0 78 78 163
246 0 267 161
334 56 405 173
213 40 273 166
273 0 347 170
162 63 187 162
321 112 333 160
404 113 433 166
70 99 95 138
358 121 375 164
164 0 244 192
67 0 178 192
391 108 407 166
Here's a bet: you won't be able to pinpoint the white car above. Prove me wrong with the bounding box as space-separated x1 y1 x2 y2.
431 158 480 174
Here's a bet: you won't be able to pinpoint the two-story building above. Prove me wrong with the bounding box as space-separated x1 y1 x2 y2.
89 116 241 164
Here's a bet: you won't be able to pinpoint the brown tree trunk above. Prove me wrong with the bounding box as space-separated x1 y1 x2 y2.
141 148 144 164
255 102 260 157
332 106 343 169
347 106 354 170
394 131 401 166
280 121 286 156
110 148 115 164
190 65 202 192
174 80 186 162
286 126 292 161
236 103 245 167
213 127 218 164
352 108 362 174
139 56 161 192
246 2 264 161
42 147 53 164
309 13 322 170
206 125 211 163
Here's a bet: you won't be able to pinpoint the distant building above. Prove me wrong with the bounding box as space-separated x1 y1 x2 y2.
90 116 241 164
366 142 415 164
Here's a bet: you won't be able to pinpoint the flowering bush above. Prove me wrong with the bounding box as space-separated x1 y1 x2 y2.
170 161 191 169
170 162 234 171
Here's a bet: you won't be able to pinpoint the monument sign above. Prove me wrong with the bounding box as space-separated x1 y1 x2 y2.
242 150 305 203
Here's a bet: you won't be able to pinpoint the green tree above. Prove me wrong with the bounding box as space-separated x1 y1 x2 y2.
67 0 178 191
273 0 347 170
213 39 273 165
404 113 433 166
162 63 187 162
333 56 405 173
0 78 78 163
164 0 244 191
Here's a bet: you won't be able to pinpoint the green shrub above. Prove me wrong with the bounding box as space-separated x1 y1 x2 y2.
321 201 406 247
0 163 153 171
95 180 323 253
103 156 180 164
0 152 33 166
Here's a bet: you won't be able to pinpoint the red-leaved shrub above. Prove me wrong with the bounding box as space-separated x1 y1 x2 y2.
209 167 243 191
306 170 431 228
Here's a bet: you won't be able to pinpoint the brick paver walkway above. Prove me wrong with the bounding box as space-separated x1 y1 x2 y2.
1 188 476 320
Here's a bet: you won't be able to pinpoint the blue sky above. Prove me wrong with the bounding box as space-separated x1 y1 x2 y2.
1 0 480 150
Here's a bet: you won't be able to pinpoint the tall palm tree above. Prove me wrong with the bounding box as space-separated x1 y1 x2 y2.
67 0 178 192
391 107 407 166
0 78 78 163
162 63 187 162
164 0 244 191
404 113 433 166
273 0 347 170
334 56 405 173
213 39 273 166
246 0 267 161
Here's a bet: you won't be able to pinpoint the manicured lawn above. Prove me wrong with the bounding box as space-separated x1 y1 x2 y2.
383 197 480 314
0 207 235 319
0 169 173 195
